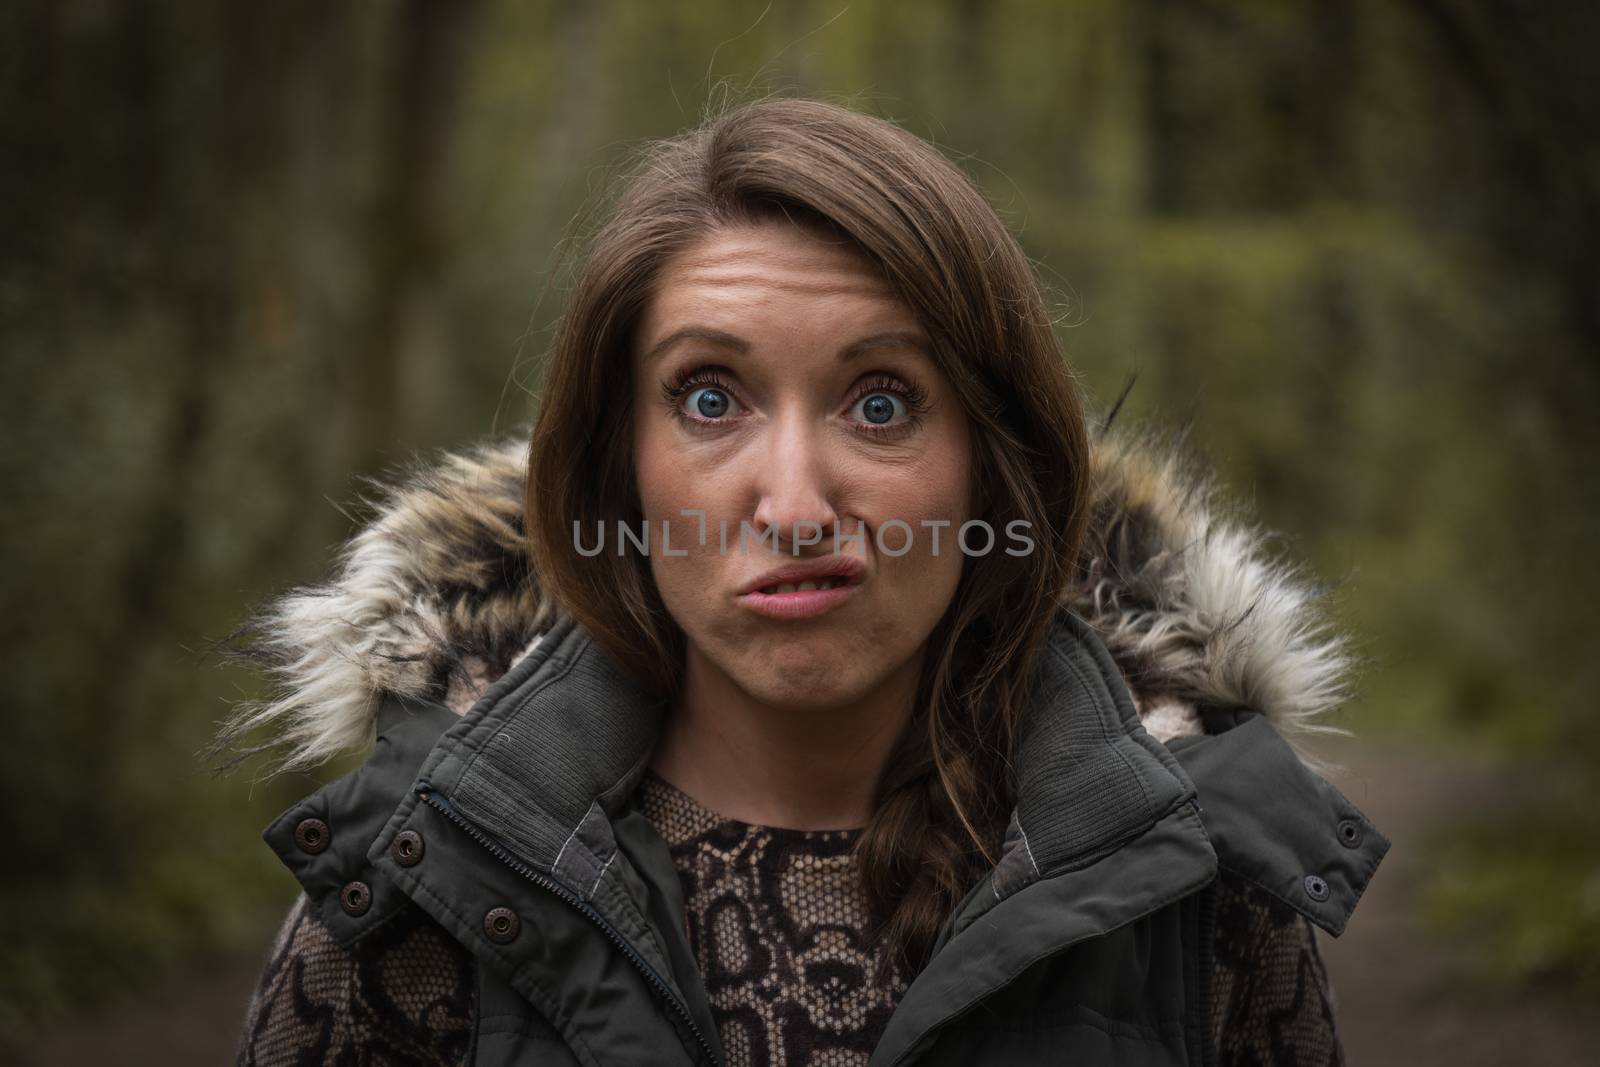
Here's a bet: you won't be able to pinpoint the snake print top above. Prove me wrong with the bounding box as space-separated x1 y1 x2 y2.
631 768 910 1067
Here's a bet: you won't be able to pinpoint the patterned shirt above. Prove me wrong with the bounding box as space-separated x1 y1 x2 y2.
631 768 910 1067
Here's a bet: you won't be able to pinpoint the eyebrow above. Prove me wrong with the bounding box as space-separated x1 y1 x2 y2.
641 327 931 364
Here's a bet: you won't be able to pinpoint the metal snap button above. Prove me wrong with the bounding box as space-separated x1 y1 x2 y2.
1303 874 1331 902
294 817 330 855
484 906 521 944
1336 819 1364 849
391 829 425 867
339 880 372 916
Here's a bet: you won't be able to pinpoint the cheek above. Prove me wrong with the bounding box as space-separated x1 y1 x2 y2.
632 423 671 517
874 416 970 525
633 411 698 524
856 441 972 593
631 417 726 614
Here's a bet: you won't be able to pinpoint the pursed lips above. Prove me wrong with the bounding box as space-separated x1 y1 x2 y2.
735 571 864 619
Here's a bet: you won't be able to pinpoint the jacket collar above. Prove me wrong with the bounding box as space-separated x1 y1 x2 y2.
402 606 1207 919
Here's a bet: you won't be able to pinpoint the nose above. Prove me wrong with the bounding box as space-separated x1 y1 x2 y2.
750 417 840 550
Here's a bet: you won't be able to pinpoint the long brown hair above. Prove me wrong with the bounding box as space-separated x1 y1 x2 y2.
526 96 1092 976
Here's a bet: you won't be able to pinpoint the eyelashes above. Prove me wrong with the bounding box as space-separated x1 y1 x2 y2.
659 365 929 439
659 365 738 416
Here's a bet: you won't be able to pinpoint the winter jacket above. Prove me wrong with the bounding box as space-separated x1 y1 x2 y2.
230 424 1389 1067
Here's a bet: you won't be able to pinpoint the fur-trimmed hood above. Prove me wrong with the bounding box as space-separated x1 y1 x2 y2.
217 414 1357 775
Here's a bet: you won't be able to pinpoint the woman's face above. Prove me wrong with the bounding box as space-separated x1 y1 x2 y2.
629 219 973 712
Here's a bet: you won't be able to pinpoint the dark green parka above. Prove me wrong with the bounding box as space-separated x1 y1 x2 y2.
230 427 1388 1067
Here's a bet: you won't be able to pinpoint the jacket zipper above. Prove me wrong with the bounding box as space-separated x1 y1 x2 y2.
414 780 721 1067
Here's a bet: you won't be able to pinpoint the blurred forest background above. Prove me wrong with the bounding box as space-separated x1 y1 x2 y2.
3 1 1597 1063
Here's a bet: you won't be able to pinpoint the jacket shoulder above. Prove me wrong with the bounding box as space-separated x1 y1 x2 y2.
1166 715 1389 938
259 693 463 946
238 892 477 1066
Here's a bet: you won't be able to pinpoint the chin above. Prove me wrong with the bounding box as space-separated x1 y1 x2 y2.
737 641 869 709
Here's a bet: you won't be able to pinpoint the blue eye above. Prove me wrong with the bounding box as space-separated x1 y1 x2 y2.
853 391 904 425
688 386 734 419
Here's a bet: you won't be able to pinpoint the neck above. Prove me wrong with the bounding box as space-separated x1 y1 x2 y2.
648 644 922 832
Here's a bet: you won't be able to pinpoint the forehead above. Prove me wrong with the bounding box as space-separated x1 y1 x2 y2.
638 221 919 339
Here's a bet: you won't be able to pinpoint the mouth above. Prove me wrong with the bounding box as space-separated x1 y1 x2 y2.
738 578 861 620
737 564 865 621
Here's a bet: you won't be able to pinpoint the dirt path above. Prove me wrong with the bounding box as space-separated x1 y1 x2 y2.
1320 739 1600 1065
22 741 1600 1065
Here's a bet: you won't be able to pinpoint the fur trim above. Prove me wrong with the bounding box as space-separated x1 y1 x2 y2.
211 436 554 773
211 415 1356 775
1070 419 1358 754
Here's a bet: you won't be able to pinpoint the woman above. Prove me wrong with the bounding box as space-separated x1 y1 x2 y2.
222 98 1386 1067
